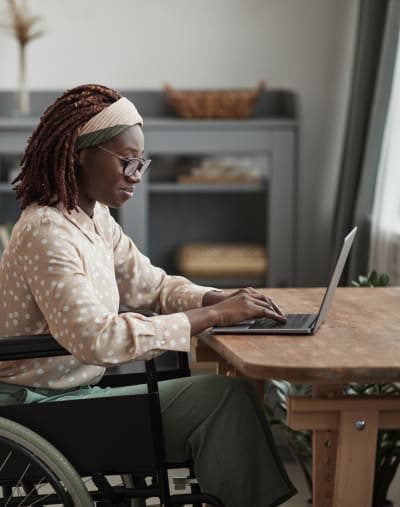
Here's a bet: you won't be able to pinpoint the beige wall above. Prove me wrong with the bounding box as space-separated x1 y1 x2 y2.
0 0 359 285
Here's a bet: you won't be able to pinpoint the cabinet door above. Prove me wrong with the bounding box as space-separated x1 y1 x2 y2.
0 126 34 227
0 155 24 228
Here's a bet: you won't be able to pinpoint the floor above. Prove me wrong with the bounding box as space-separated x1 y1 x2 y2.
144 460 400 506
282 461 400 507
281 462 309 506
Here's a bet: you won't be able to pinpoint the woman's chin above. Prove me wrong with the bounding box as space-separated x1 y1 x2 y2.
105 194 133 208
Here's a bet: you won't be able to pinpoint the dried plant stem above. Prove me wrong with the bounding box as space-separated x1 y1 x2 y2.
18 43 29 115
1 0 44 115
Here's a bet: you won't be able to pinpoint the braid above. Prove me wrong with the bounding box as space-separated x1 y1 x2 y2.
14 84 122 210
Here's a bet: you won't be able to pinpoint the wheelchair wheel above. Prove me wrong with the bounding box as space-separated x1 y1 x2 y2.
0 416 93 506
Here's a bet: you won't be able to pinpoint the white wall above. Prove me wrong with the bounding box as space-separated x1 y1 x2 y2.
0 0 359 285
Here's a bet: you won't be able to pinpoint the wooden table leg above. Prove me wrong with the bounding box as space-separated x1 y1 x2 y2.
288 394 400 507
312 384 342 507
216 359 236 376
333 409 378 507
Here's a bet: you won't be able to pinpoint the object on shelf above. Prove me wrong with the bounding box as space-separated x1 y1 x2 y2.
177 157 263 184
164 82 266 119
176 243 267 278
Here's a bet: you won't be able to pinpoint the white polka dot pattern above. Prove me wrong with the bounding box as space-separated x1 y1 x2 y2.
0 203 214 389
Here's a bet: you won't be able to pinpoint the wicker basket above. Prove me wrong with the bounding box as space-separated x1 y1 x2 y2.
176 243 267 278
164 82 266 119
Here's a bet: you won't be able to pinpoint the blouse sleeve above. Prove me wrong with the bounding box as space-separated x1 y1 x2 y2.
110 214 217 315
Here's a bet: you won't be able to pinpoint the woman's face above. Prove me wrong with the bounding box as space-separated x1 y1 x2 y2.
76 124 145 217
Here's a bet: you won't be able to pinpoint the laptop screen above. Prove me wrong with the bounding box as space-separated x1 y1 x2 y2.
313 227 357 332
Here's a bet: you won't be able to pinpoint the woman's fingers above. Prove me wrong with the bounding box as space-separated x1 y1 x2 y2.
241 289 287 322
214 289 287 325
263 306 287 323
242 293 287 323
266 298 286 320
259 301 287 323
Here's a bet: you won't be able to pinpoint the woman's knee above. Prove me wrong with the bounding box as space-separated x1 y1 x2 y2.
189 373 257 406
187 373 244 393
159 374 260 418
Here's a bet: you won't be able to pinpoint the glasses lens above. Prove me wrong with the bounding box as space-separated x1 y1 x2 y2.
139 159 151 176
124 159 141 177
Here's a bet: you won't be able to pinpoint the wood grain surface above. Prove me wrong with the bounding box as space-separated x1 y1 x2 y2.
198 287 400 383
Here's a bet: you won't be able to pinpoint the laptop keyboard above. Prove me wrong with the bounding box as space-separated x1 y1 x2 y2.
249 314 314 330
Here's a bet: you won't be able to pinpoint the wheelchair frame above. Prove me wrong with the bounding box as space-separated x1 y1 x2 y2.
0 332 224 506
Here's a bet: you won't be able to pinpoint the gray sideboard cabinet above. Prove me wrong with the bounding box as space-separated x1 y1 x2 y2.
0 89 299 287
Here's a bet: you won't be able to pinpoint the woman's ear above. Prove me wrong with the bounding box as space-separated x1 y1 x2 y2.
75 148 91 168
77 149 86 165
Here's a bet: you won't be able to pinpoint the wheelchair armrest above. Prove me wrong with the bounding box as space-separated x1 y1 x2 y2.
0 310 189 386
0 334 69 361
0 309 156 362
0 332 161 393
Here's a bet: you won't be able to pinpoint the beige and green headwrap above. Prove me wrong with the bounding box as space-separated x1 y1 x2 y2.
75 97 143 151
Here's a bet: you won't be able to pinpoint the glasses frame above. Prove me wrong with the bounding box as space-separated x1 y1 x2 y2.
96 145 151 177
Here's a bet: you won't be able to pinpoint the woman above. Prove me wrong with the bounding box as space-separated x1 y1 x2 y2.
0 84 296 506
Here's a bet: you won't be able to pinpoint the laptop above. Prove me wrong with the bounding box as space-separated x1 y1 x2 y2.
212 227 357 335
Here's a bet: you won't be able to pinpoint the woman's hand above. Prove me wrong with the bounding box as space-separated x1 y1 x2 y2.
186 287 286 335
210 287 286 325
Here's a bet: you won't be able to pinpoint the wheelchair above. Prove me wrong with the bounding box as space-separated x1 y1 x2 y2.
0 324 225 506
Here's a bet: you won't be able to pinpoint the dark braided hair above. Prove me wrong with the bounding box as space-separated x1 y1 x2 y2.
14 84 122 211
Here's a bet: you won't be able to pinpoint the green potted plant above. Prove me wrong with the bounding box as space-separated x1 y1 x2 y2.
265 271 398 507
351 270 390 288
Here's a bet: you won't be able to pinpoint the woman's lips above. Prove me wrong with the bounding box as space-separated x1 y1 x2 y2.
121 187 134 197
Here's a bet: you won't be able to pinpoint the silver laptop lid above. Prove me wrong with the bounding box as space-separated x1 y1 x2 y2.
313 227 357 332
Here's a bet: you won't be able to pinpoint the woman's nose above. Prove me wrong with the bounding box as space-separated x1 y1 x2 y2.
126 170 142 183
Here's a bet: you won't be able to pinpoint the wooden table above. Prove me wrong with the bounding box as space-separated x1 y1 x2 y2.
193 287 400 507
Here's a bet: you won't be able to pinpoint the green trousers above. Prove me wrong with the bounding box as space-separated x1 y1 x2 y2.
0 375 296 507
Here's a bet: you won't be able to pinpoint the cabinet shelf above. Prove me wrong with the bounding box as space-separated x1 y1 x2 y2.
148 182 266 193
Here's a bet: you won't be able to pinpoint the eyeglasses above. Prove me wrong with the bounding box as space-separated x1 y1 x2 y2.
96 145 151 177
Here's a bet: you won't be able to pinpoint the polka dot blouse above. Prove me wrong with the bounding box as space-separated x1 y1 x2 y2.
0 203 214 389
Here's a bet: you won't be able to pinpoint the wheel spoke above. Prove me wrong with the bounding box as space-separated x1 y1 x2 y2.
27 491 54 506
16 477 45 507
4 463 30 507
0 452 12 473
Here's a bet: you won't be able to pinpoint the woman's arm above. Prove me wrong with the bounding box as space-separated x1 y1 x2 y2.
109 213 285 336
